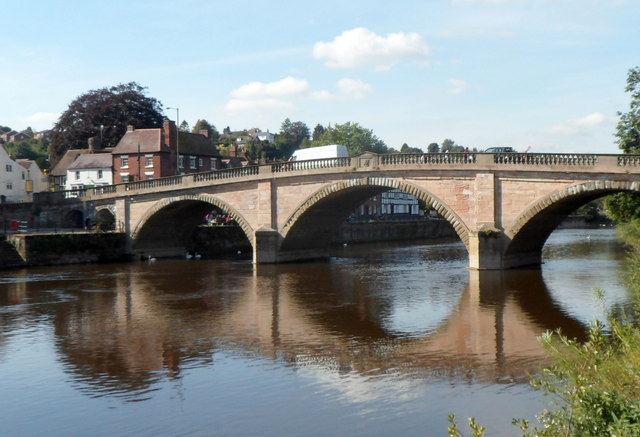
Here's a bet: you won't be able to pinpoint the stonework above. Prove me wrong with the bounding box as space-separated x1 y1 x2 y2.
64 152 640 269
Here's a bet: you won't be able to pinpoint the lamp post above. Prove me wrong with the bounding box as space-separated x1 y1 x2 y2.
167 107 180 175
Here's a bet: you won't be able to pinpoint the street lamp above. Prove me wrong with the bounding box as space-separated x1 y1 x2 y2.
167 107 180 175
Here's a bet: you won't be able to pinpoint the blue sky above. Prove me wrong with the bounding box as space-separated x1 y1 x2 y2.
1 0 638 154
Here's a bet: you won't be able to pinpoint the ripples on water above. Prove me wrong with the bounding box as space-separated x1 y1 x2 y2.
0 228 630 437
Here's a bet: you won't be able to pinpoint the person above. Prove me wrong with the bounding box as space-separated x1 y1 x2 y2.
84 217 91 230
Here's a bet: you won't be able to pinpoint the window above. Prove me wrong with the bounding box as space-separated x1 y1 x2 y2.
22 171 25 180
189 156 196 169
6 183 12 190
5 164 11 172
145 155 153 167
210 157 218 170
98 170 103 179
121 155 129 168
178 156 184 169
145 172 154 180
199 158 203 167
75 171 80 180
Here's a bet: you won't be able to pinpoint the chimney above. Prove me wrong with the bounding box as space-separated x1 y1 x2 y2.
127 125 135 132
163 119 176 148
230 144 238 157
199 129 209 138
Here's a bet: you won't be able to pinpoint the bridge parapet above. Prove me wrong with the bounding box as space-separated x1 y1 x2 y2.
381 153 476 165
54 152 640 202
272 157 352 173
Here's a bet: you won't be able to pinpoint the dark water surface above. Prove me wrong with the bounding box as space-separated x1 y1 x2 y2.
0 228 630 436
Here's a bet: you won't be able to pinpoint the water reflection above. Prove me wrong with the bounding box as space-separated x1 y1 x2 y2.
0 255 591 401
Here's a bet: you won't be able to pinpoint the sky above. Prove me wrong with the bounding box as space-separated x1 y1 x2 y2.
1 0 639 154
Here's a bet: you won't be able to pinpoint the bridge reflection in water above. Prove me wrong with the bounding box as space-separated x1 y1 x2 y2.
0 256 591 399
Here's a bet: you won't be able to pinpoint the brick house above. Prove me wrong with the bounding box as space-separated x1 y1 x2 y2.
111 120 222 184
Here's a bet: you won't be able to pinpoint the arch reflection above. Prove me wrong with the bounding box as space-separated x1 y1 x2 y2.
0 258 591 399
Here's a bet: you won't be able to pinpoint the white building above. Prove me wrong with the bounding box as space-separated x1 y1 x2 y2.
1 145 29 202
65 154 113 191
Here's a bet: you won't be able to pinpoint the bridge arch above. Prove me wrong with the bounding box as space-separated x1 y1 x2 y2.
278 177 470 258
503 180 639 268
131 194 255 258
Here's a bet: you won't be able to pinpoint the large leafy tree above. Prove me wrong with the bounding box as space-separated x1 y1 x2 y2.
313 121 389 155
605 67 640 222
276 118 310 158
49 82 164 166
192 119 220 143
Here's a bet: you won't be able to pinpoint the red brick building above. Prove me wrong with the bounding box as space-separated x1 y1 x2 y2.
111 120 222 184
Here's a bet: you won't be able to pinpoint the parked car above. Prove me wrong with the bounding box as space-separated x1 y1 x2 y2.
484 147 515 153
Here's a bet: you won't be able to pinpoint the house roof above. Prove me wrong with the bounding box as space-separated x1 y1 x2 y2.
112 127 221 157
50 148 113 176
50 149 91 176
67 154 113 170
112 129 167 154
178 131 221 157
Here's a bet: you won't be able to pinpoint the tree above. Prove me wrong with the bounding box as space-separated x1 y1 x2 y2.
314 122 389 155
179 120 190 132
312 123 325 142
279 118 310 148
615 67 640 153
605 67 640 222
49 82 164 166
400 143 422 154
427 142 440 153
192 119 220 143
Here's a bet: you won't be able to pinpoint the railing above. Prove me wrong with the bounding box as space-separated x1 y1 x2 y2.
618 155 640 166
54 153 640 201
125 175 183 191
492 153 598 166
272 157 352 173
194 166 259 182
93 185 117 195
381 153 476 165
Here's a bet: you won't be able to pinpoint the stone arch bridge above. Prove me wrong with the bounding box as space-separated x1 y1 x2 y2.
64 152 640 269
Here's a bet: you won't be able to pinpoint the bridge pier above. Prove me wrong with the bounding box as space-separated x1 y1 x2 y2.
468 228 510 270
253 226 280 263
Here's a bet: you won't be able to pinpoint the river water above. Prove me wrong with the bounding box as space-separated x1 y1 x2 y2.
0 228 631 436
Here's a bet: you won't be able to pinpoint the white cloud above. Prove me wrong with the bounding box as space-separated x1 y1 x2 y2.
23 112 60 127
228 76 373 111
336 78 373 100
227 77 310 112
313 27 430 70
447 78 471 95
230 76 310 99
549 112 611 135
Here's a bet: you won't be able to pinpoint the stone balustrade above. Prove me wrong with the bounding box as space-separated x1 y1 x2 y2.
56 152 640 201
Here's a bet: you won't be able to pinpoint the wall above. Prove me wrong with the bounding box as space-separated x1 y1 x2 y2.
7 233 130 266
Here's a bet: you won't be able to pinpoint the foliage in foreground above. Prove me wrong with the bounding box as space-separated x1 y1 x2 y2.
450 221 640 437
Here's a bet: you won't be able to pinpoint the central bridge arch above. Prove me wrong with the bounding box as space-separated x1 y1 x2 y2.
275 177 470 262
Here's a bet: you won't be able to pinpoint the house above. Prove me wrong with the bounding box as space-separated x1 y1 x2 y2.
16 159 48 200
0 130 32 143
0 145 46 202
111 120 222 184
350 189 421 221
49 137 113 191
0 130 18 143
65 154 113 191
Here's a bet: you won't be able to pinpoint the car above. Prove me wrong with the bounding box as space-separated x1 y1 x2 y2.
484 147 515 153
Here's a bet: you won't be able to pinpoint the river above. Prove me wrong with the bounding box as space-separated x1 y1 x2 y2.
0 228 631 436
